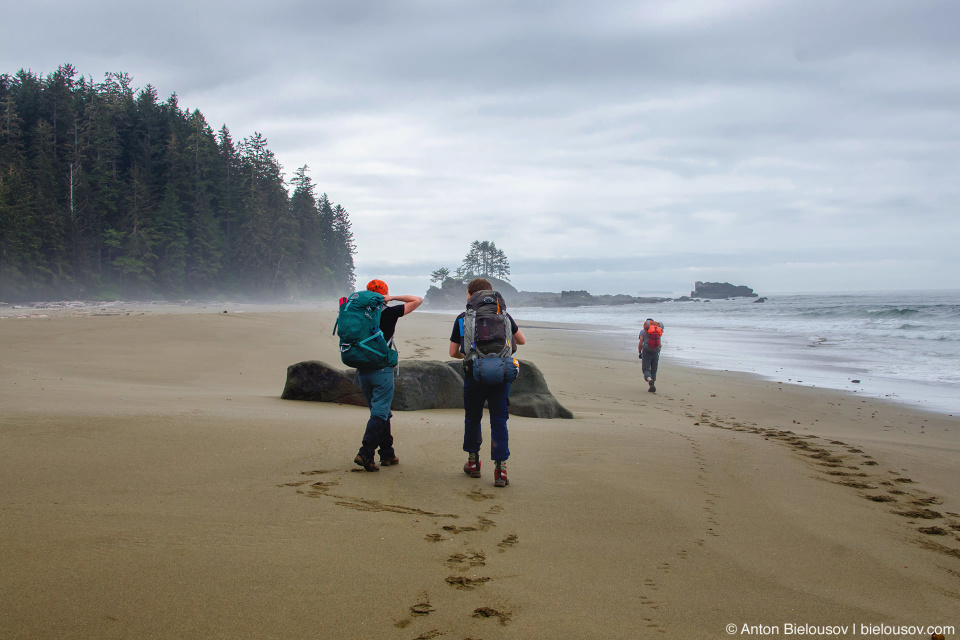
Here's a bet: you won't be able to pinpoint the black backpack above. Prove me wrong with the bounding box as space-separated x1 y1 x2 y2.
460 290 518 385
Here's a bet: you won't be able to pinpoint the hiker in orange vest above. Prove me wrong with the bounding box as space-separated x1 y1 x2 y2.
638 318 664 393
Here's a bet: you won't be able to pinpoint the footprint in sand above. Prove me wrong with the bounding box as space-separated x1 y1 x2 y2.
472 606 511 626
863 494 896 503
709 426 960 560
446 551 486 568
497 534 518 552
394 594 436 629
442 524 478 535
467 488 496 502
445 576 490 590
892 507 943 520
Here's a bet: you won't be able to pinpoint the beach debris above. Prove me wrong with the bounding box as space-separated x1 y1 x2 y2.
851 379 860 383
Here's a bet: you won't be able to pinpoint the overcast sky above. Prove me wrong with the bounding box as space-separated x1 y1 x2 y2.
3 0 958 295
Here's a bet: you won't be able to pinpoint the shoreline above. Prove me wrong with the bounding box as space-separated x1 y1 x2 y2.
2 307 958 637
425 307 960 418
6 293 956 417
495 297 960 417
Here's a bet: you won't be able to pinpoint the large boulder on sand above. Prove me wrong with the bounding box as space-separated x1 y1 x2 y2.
282 359 573 419
445 360 574 419
281 360 367 406
280 360 462 410
508 360 575 419
393 360 466 410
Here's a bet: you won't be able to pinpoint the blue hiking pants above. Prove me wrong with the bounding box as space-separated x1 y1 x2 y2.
357 366 395 459
358 366 395 420
462 377 511 462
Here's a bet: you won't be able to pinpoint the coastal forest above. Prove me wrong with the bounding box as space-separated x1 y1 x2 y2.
0 65 357 302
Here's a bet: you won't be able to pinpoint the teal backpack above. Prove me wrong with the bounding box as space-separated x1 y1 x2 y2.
333 291 399 369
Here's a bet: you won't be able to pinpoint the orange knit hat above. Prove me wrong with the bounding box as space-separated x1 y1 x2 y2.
366 279 389 295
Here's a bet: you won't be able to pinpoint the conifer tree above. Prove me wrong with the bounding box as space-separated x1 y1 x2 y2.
0 65 357 302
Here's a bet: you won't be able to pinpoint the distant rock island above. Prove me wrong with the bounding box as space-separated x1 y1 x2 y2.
688 281 758 299
423 278 758 308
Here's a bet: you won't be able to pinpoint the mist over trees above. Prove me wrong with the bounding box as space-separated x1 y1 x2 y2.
0 65 356 302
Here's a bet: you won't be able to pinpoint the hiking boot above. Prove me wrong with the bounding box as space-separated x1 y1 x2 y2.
648 381 656 393
494 461 509 487
380 455 399 466
354 454 379 472
463 453 481 478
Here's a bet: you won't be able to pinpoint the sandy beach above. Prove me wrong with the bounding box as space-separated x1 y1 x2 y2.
1 306 958 639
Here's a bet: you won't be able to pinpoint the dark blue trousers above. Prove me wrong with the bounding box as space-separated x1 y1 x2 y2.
462 377 511 462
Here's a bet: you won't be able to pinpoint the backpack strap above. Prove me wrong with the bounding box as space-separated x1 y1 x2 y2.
501 313 512 357
462 311 476 357
356 329 387 354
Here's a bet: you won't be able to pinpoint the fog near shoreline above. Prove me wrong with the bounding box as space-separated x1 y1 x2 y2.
0 298 338 319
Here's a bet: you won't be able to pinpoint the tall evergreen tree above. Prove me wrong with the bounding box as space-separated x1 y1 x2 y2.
458 240 510 281
0 66 357 302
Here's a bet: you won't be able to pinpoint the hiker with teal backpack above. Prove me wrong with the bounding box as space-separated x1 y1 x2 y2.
449 278 526 487
334 279 422 472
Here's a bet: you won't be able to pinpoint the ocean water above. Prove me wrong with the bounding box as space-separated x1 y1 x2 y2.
504 290 960 415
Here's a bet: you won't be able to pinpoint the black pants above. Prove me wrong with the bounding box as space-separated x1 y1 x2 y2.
360 416 393 461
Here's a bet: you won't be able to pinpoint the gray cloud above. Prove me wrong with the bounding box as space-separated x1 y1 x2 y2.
3 0 958 295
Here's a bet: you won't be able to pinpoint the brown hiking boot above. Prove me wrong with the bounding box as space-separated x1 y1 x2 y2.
380 455 399 466
354 454 379 472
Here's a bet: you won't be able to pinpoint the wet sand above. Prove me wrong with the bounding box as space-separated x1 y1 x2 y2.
1 306 958 638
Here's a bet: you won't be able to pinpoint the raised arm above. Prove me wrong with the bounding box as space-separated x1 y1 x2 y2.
385 294 423 315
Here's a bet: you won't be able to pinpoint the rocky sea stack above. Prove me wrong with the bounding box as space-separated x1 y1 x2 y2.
690 281 758 299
